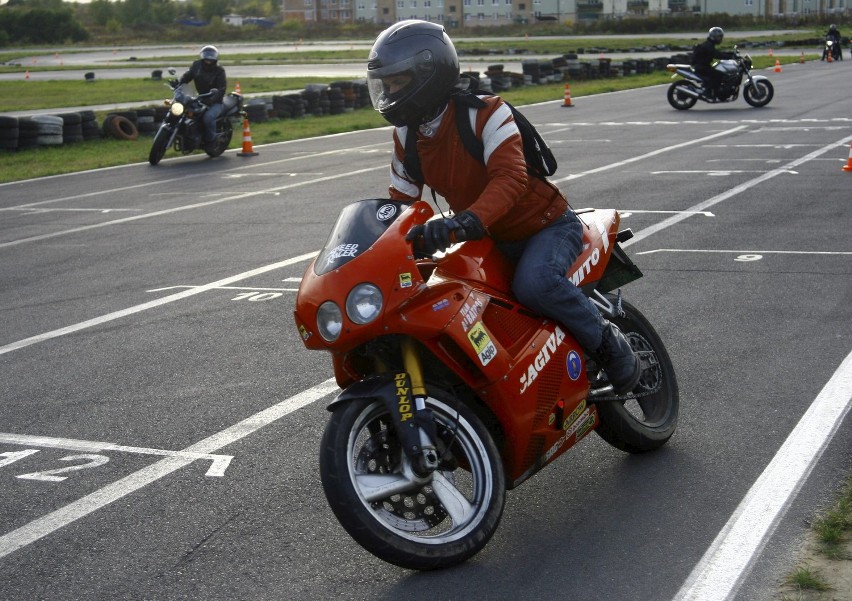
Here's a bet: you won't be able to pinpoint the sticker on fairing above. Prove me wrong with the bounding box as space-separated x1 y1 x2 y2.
467 322 497 366
399 273 412 288
566 350 582 381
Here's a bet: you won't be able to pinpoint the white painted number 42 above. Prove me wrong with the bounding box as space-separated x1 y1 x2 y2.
1 449 109 482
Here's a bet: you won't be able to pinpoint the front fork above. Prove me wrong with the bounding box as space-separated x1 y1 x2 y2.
399 338 440 475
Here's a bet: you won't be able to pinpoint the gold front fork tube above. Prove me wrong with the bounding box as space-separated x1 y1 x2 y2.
401 337 427 408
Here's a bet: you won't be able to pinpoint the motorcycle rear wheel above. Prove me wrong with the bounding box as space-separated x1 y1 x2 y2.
667 81 698 110
594 298 679 454
148 126 170 165
319 391 505 570
206 119 233 157
744 80 774 108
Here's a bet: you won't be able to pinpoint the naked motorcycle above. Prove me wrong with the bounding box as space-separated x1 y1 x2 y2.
822 38 843 61
293 199 679 570
666 47 774 110
148 72 243 165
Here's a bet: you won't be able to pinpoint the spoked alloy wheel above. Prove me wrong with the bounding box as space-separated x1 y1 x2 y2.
744 80 774 107
667 81 698 110
594 297 679 453
319 391 505 570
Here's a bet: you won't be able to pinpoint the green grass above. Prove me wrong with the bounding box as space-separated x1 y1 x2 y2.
813 477 852 560
0 54 812 184
785 565 831 592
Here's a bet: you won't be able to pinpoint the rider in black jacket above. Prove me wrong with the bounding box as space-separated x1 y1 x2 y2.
179 45 227 150
692 27 735 100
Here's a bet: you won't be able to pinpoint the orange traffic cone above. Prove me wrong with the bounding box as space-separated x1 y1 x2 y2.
774 59 782 73
827 51 833 63
25 70 30 80
234 81 241 94
237 117 258 157
768 48 774 57
800 51 805 64
562 83 574 108
842 143 852 172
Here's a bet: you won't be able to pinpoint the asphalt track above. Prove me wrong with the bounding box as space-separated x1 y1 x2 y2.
0 56 849 600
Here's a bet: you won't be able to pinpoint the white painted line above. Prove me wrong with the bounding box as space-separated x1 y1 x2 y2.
623 133 852 249
622 210 715 217
637 249 852 256
145 285 297 293
0 378 339 560
0 251 318 356
0 432 233 478
551 126 748 183
673 350 852 601
0 166 385 249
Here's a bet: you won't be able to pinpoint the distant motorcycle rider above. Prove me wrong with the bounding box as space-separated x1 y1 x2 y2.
822 24 842 61
178 45 226 150
691 27 735 100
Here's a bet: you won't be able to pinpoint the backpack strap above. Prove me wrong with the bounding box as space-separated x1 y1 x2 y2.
452 92 488 165
403 125 424 184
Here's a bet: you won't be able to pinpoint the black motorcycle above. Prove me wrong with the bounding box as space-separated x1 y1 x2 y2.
822 38 843 61
148 74 244 166
665 48 774 110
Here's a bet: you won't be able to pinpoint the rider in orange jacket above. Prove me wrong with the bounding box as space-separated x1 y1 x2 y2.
368 20 641 394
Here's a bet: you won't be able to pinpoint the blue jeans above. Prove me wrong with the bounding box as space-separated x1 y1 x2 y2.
203 103 224 143
497 211 606 352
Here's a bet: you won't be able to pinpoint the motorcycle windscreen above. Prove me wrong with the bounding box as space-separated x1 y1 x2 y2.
314 199 411 275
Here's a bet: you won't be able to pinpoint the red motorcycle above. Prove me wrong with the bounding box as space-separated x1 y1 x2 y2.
293 199 679 570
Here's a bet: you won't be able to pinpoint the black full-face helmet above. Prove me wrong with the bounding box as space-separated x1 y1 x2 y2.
830 24 838 33
367 20 460 127
708 27 724 45
200 45 219 63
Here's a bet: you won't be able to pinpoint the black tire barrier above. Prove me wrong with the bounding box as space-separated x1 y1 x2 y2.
84 72 95 82
102 114 139 140
151 69 162 80
33 115 63 146
57 112 84 144
0 115 18 151
136 108 157 135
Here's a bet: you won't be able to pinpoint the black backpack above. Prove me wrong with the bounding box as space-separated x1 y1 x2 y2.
402 92 557 185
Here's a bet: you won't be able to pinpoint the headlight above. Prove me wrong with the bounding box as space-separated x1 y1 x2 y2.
317 301 343 342
170 102 185 117
346 283 383 325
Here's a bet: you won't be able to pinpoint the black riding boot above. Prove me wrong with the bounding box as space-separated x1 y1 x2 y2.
595 321 641 395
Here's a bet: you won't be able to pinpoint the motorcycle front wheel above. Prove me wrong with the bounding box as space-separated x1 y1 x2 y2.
667 81 698 110
319 390 505 570
206 119 233 157
744 80 774 107
148 126 171 165
594 297 679 454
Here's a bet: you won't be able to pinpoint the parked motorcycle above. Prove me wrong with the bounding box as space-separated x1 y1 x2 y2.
666 47 774 110
148 71 243 166
293 198 679 570
822 38 843 61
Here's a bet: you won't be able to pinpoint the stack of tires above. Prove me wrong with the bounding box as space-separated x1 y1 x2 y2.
136 108 158 136
33 115 64 147
17 117 40 150
81 110 101 141
0 116 18 151
57 112 84 144
245 98 269 123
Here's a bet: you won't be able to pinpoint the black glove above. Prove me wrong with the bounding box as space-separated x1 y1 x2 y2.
405 211 485 256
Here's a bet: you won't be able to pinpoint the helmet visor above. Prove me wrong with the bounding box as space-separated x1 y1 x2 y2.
367 52 435 113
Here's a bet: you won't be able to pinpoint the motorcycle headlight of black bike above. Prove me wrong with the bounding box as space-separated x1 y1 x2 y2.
345 283 383 325
170 102 185 117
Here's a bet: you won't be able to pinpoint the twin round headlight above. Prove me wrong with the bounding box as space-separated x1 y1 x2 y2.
316 283 383 342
